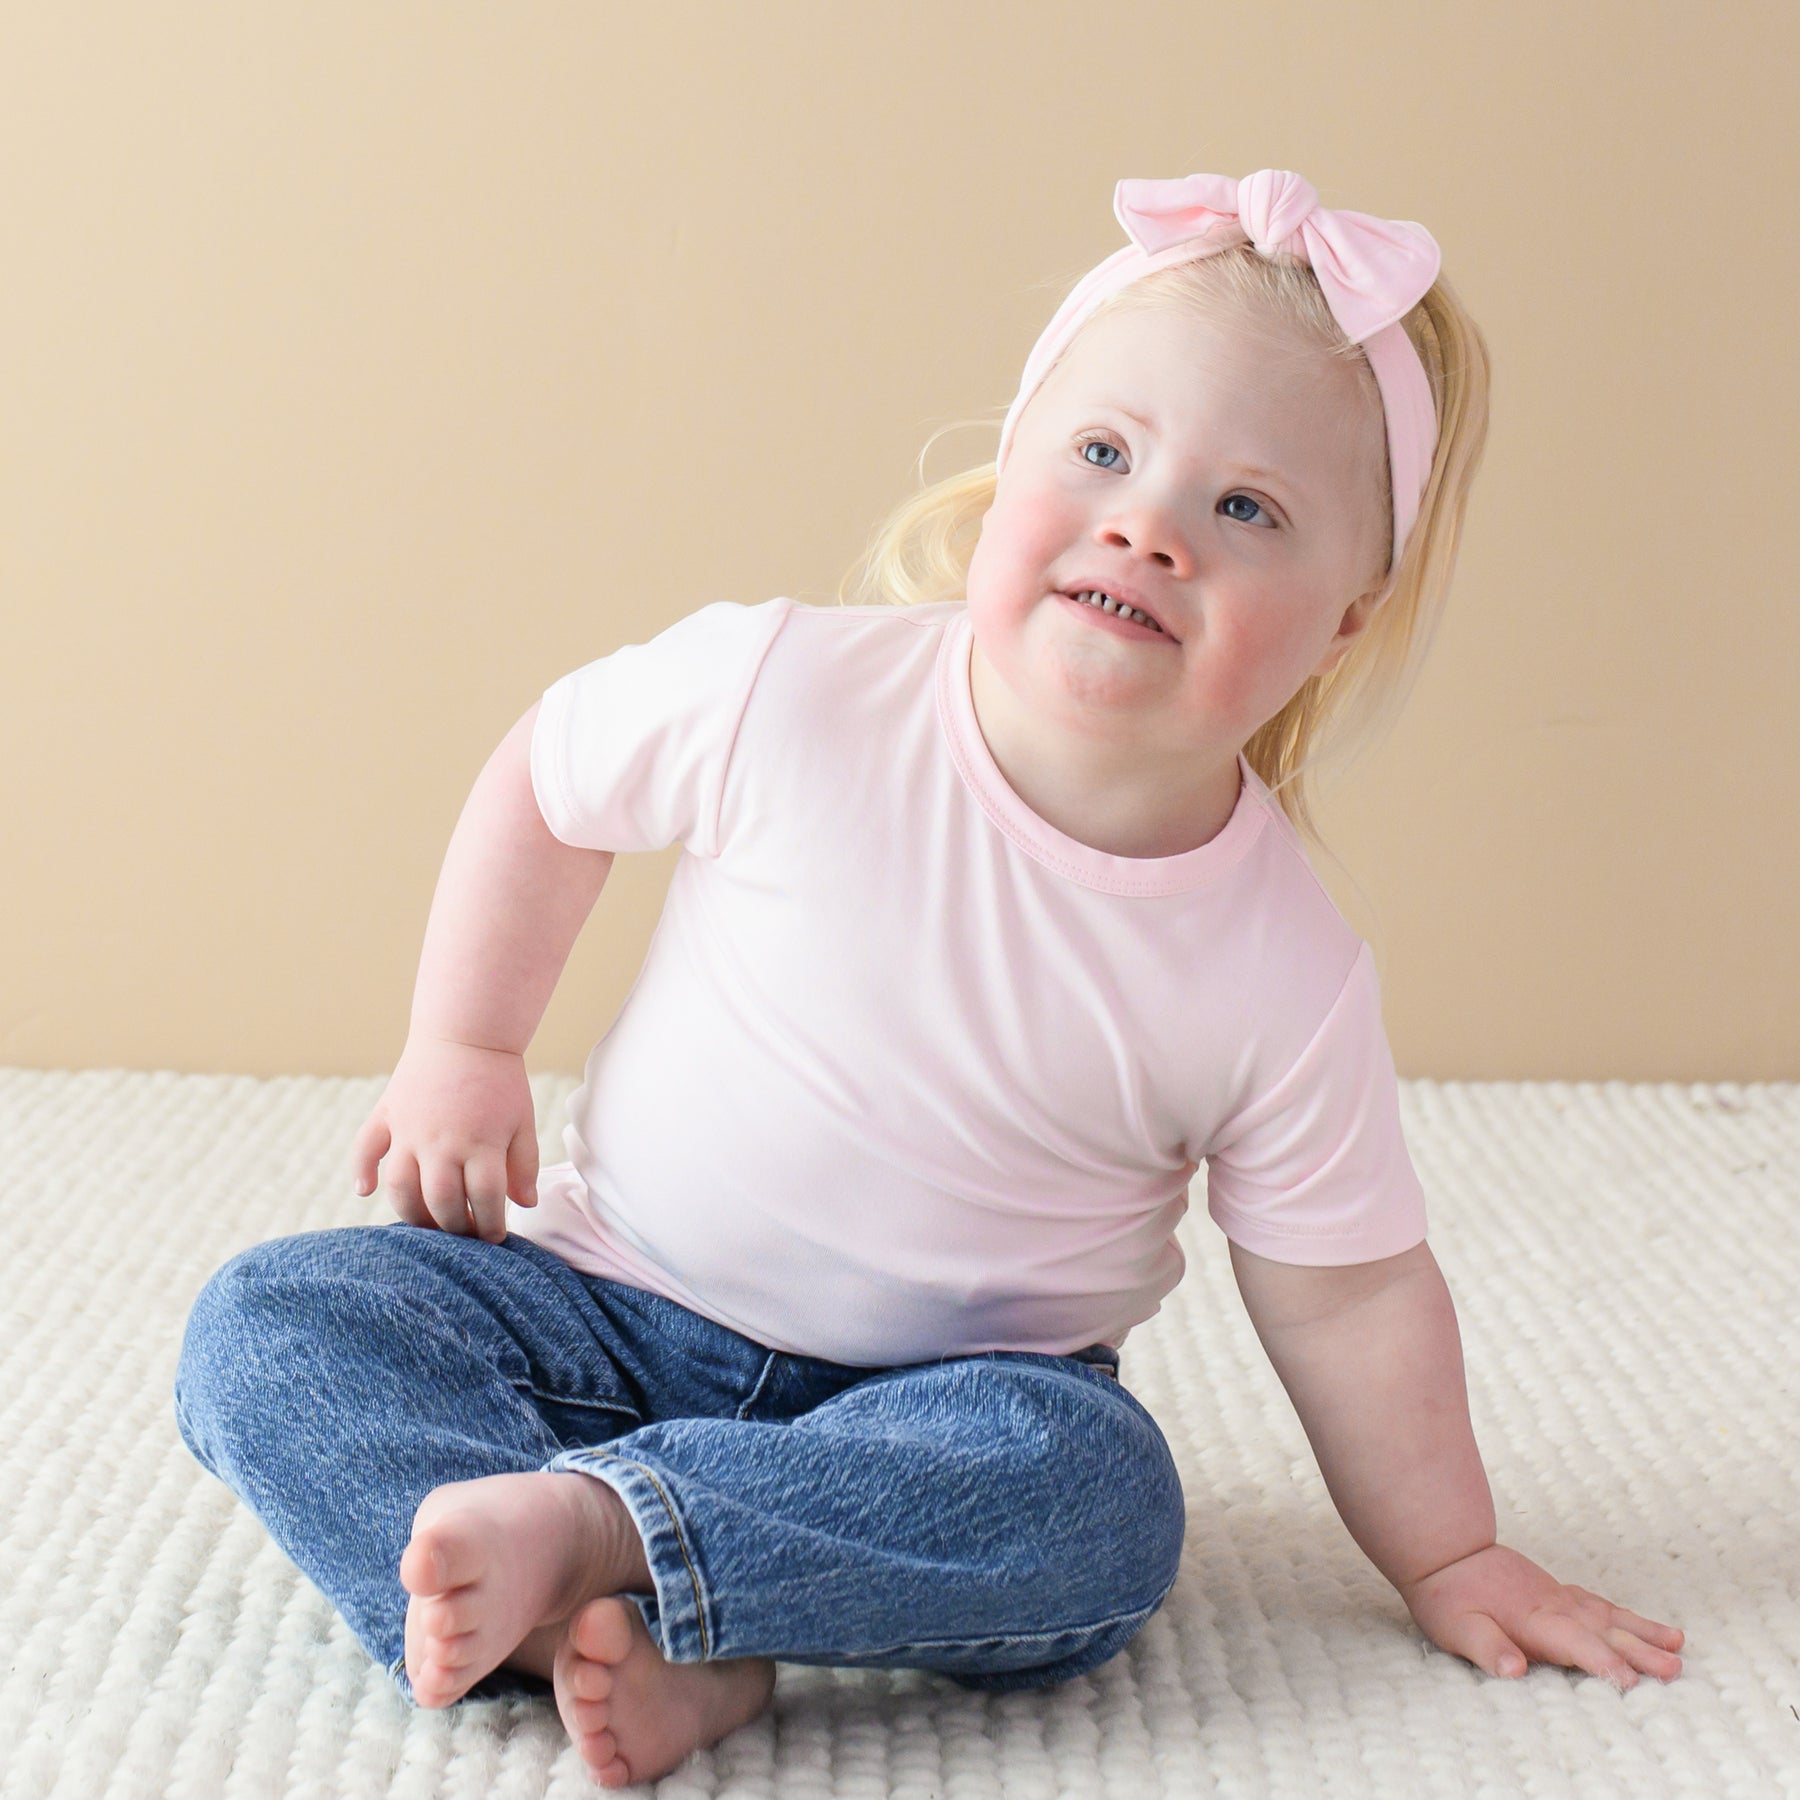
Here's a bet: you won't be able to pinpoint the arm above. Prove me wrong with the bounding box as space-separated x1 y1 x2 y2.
1228 1238 1493 1593
1229 1237 1687 1688
409 700 616 1054
350 701 615 1239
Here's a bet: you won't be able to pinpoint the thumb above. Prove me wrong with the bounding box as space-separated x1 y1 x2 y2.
349 1116 389 1197
507 1121 540 1207
1438 1612 1529 1680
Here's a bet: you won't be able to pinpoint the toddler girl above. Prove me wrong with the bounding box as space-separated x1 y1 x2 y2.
175 168 1684 1789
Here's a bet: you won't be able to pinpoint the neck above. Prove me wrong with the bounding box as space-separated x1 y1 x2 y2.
968 641 1244 858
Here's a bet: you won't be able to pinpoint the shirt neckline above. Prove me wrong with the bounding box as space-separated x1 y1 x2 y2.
935 606 1268 896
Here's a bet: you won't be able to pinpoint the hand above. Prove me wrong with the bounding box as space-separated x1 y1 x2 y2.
349 1034 540 1245
1398 1542 1684 1690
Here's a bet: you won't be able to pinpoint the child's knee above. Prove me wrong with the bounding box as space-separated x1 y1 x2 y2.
955 1357 1187 1611
1040 1366 1186 1610
175 1237 302 1452
181 1232 326 1357
1102 1414 1186 1611
173 1229 385 1452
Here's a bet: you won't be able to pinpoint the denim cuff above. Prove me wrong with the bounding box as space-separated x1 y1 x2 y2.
544 1446 714 1664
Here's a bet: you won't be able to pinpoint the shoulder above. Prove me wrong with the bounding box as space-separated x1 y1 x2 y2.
649 594 798 655
774 597 963 642
744 597 961 694
542 595 798 724
1229 768 1370 1007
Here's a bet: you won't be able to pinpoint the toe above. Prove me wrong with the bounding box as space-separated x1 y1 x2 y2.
419 1655 459 1691
420 1518 487 1591
431 1632 479 1672
421 1590 478 1639
415 1637 488 1708
569 1595 637 1664
568 1694 611 1737
398 1535 447 1596
411 1664 456 1708
570 1657 613 1702
403 1606 433 1683
573 1719 627 1787
579 1726 618 1764
404 1488 493 1590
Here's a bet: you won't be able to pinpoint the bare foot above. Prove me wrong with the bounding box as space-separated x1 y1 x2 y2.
398 1471 651 1708
553 1594 777 1788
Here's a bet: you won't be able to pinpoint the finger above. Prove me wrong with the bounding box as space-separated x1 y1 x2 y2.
420 1157 475 1237
1520 1611 1642 1691
351 1119 390 1196
1607 1608 1684 1652
384 1151 432 1229
1566 1588 1687 1660
387 1196 436 1231
506 1122 539 1209
1440 1613 1530 1680
463 1151 509 1244
1604 1626 1684 1683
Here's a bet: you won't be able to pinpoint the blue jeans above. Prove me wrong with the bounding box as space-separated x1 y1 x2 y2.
173 1222 1185 1704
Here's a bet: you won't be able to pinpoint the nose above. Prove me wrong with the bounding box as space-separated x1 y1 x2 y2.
1095 494 1194 577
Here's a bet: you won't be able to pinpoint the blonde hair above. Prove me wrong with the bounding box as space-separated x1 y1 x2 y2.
835 241 1493 862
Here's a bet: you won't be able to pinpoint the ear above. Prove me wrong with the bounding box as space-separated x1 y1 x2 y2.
1309 579 1390 683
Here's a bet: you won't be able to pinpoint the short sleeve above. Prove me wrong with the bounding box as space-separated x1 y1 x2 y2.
530 597 793 857
1204 940 1428 1264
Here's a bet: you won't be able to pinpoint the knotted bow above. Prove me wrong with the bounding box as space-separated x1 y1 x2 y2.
1114 170 1440 346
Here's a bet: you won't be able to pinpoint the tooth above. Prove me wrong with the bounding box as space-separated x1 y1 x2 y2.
1073 589 1161 632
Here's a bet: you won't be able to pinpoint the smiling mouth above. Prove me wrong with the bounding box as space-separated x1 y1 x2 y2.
1059 589 1178 642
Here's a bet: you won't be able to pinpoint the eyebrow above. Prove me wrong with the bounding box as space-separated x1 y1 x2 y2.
1100 402 1307 499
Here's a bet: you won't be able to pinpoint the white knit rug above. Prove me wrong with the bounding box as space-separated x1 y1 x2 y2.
1 1067 1795 1799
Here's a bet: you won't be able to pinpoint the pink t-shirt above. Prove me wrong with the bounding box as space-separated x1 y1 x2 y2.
508 597 1426 1366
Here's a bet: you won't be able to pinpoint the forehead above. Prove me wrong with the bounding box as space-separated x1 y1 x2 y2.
1044 298 1348 413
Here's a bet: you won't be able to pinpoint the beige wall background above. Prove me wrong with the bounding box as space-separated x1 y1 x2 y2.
4 1 1794 1082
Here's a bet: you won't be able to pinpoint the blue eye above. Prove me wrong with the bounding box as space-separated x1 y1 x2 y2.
1221 493 1269 525
1075 431 1277 528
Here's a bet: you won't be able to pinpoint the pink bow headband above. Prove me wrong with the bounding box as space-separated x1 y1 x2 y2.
996 170 1444 578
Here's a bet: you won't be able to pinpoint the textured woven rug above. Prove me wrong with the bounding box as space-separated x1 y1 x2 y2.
1 1067 1794 1798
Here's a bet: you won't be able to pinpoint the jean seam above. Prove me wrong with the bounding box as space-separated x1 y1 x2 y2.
517 1383 641 1424
784 1586 1172 1665
734 1352 783 1422
559 1450 712 1661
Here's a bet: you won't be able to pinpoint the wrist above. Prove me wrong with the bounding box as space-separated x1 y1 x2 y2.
406 1024 526 1058
1395 1537 1499 1603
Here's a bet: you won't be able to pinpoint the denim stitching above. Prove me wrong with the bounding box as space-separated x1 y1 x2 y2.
519 1384 641 1424
778 1588 1171 1664
734 1352 783 1422
570 1450 712 1660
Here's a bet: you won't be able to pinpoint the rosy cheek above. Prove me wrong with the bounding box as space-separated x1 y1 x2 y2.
1010 485 1074 544
990 486 1075 573
970 502 1063 623
1200 614 1285 714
